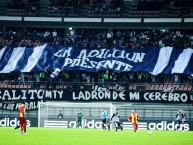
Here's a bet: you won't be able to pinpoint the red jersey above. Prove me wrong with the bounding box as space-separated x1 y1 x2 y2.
128 113 139 124
19 105 26 118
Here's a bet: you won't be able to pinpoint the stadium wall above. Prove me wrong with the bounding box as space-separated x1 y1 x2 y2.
1 117 193 131
0 87 192 130
0 88 192 111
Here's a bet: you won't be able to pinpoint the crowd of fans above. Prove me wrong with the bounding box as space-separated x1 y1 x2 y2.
0 70 192 86
0 28 193 49
0 28 193 86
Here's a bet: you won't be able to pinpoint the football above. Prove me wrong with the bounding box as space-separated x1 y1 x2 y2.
148 131 152 135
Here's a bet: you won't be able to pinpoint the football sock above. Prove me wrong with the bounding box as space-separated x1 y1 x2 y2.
107 125 110 130
177 125 180 131
14 125 20 130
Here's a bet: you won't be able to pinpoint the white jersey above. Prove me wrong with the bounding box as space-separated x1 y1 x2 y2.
176 112 187 122
111 112 120 122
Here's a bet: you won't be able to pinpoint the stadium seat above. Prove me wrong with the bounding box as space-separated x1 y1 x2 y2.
183 84 188 90
11 85 16 88
40 85 45 89
19 85 24 88
132 84 137 90
163 84 168 90
58 85 63 89
187 85 192 91
23 85 28 88
150 84 155 90
154 84 159 90
7 85 12 88
2 84 8 88
128 85 132 90
187 87 191 91
108 86 113 90
146 84 151 90
177 85 184 90
167 84 172 88
158 85 163 90
109 85 117 90
15 85 20 88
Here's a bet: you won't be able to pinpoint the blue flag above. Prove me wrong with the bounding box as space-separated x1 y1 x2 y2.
0 44 192 75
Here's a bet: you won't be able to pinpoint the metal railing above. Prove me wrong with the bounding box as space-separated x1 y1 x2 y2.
1 102 192 122
0 81 192 91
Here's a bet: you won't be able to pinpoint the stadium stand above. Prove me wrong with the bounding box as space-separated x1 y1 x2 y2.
47 0 82 17
168 0 193 17
128 0 164 17
7 0 39 16
88 0 123 17
0 27 193 91
0 28 192 49
0 0 191 17
0 1 193 129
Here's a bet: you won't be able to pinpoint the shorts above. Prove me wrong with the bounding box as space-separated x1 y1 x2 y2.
176 120 184 125
77 119 82 123
102 119 107 124
132 123 138 126
19 117 26 126
114 121 122 127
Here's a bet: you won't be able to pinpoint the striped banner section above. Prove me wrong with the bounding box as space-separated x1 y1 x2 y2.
172 48 193 74
122 122 147 130
0 47 26 73
22 44 47 72
0 46 6 60
44 120 68 128
151 46 173 75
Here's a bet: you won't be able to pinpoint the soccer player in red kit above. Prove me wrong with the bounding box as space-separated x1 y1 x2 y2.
128 109 139 134
19 101 27 134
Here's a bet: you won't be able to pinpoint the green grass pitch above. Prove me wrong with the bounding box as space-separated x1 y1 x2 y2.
1 127 193 145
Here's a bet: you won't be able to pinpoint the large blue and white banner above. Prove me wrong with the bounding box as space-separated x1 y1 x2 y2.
0 44 193 75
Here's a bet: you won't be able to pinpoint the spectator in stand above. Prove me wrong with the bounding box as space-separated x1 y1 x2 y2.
0 28 193 86
40 71 46 82
103 71 109 82
174 74 179 87
58 110 63 118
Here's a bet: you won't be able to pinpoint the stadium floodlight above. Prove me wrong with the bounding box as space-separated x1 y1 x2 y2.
38 102 117 129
